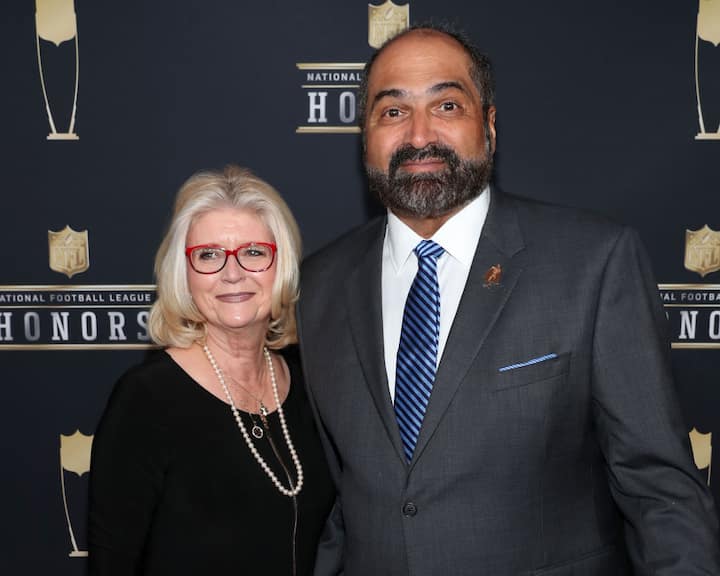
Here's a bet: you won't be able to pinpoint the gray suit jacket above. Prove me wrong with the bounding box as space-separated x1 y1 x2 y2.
298 190 720 576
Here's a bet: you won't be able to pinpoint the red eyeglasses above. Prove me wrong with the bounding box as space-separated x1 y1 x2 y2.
185 242 277 274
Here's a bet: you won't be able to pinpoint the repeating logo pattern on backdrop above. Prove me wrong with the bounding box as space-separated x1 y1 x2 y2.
690 428 713 486
0 227 156 349
660 228 717 483
48 226 88 278
296 1 409 134
35 0 80 140
13 3 719 569
685 225 720 277
660 224 720 349
60 431 92 557
368 0 409 48
695 0 720 140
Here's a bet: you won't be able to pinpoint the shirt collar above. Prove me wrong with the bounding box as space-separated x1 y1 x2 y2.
385 186 491 273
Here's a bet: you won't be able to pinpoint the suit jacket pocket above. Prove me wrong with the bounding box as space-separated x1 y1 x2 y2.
493 352 570 391
531 543 630 575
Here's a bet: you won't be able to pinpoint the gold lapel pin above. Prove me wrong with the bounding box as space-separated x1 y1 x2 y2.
483 264 502 288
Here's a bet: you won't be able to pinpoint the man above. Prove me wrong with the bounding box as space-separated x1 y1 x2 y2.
298 25 720 575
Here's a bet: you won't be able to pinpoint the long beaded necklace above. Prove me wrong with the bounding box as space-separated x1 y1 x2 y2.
203 344 304 497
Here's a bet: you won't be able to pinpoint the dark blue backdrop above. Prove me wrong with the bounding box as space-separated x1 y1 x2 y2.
2 1 719 573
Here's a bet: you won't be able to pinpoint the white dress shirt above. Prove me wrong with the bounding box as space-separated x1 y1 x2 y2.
382 188 491 400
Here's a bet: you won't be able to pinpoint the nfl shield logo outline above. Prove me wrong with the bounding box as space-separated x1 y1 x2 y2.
368 1 410 49
48 225 89 278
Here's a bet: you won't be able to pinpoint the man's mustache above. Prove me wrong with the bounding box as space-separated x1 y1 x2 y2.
388 144 460 178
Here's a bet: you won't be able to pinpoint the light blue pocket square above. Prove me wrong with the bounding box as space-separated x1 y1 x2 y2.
498 353 558 372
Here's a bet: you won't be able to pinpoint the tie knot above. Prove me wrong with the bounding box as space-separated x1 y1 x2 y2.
414 240 444 261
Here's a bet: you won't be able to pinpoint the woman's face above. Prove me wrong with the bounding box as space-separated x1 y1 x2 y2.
186 208 276 338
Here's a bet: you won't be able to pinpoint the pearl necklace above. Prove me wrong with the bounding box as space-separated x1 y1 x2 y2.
203 344 304 497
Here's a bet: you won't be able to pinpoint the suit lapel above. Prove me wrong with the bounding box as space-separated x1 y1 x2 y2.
344 218 407 463
411 191 527 467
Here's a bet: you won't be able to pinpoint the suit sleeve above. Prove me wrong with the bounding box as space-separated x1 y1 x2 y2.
297 294 346 576
591 227 720 573
313 498 346 576
88 370 170 576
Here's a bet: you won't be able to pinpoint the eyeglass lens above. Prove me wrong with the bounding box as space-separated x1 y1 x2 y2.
190 244 273 273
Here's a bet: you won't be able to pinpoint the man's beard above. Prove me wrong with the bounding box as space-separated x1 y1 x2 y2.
366 141 493 218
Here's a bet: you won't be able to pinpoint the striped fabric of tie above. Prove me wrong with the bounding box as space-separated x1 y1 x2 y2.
394 239 444 462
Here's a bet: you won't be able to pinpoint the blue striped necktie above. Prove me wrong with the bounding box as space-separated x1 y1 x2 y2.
395 239 444 462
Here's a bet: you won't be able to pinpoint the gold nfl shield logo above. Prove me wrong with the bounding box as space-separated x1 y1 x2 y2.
685 225 720 277
48 225 89 278
368 1 410 49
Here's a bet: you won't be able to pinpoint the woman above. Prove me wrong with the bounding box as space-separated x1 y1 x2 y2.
89 166 335 575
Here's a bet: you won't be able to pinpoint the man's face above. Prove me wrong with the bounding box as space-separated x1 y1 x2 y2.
364 31 496 218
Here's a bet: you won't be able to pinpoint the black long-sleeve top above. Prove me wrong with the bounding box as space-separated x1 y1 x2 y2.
89 348 335 575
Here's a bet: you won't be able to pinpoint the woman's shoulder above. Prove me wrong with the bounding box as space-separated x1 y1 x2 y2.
116 349 179 387
106 350 191 412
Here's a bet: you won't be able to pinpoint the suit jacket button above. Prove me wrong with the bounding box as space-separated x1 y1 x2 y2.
403 502 417 517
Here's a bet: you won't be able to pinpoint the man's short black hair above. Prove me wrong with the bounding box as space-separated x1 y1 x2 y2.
356 23 495 129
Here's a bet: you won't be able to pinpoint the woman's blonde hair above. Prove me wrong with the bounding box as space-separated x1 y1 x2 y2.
148 165 301 349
